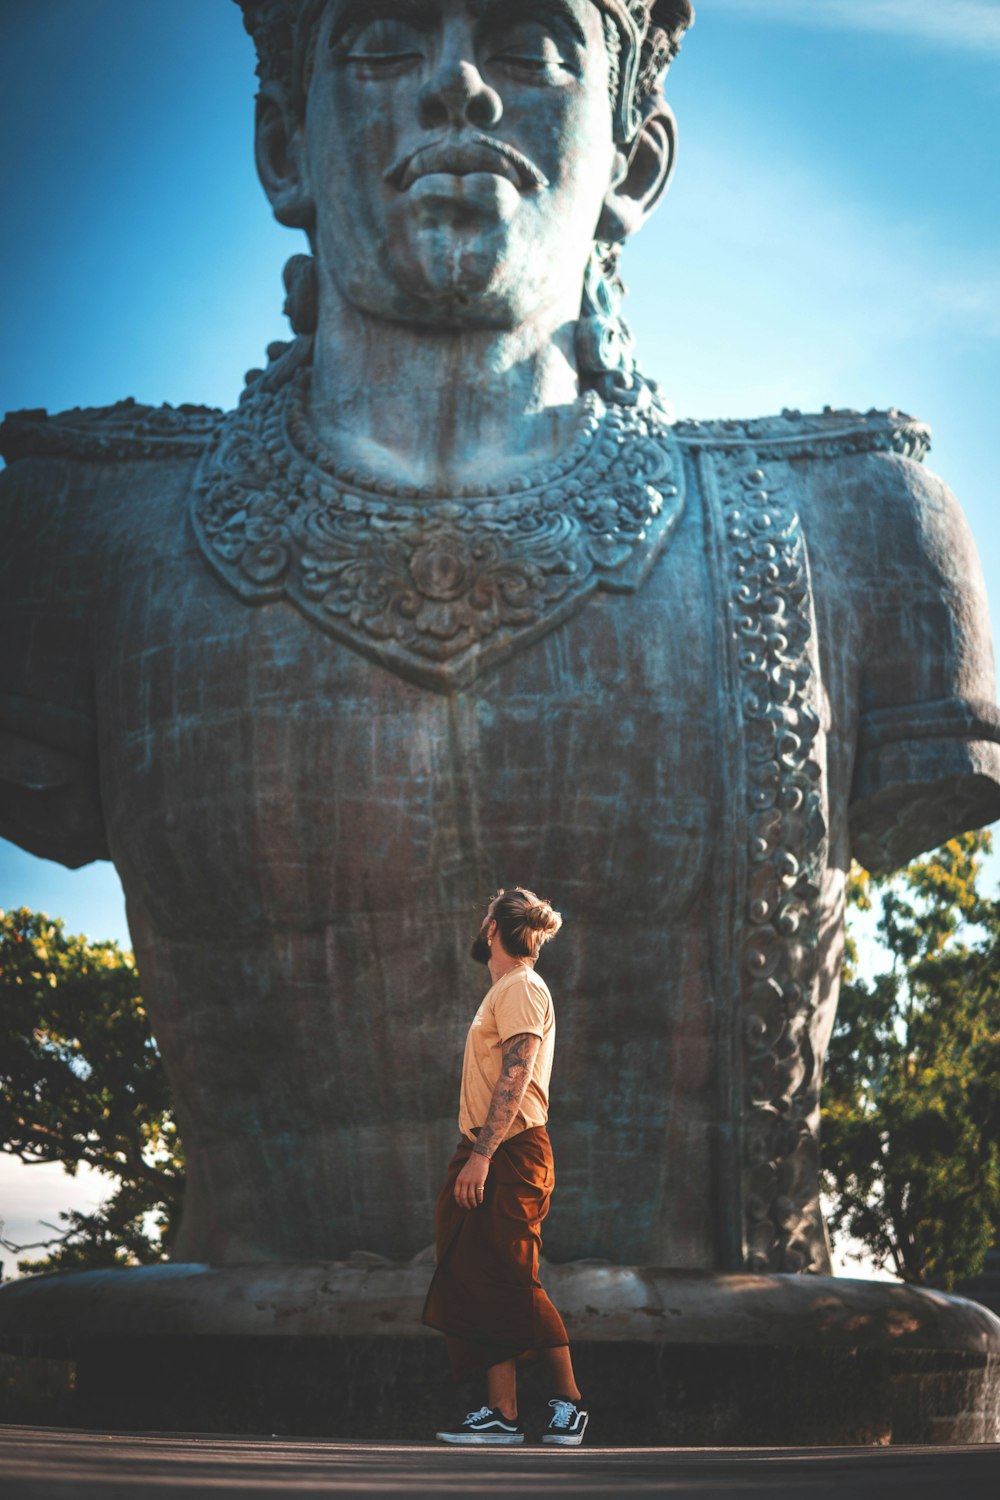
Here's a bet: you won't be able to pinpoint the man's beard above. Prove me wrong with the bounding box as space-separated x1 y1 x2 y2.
470 932 491 966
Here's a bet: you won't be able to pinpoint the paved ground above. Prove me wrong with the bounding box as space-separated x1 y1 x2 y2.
1 1428 999 1499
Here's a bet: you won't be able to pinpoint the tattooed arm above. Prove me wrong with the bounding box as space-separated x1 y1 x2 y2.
454 1032 542 1210
476 1032 542 1159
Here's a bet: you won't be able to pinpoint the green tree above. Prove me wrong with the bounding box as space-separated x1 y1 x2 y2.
822 832 1000 1286
0 908 183 1274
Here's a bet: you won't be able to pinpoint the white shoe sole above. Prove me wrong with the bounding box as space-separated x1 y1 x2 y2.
436 1431 525 1445
542 1414 588 1446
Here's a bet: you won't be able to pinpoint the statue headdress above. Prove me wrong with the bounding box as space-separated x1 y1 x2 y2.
234 0 694 144
600 1 695 139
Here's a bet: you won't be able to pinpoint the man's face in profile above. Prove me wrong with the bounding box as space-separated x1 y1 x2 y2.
470 898 496 965
302 0 620 328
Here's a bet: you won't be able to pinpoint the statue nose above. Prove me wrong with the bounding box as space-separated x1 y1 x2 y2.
419 59 503 131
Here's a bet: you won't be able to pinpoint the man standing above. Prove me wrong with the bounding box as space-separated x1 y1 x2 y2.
424 888 588 1446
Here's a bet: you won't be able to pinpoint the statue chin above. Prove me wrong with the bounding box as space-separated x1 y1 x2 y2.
328 202 538 331
346 259 528 332
411 229 533 320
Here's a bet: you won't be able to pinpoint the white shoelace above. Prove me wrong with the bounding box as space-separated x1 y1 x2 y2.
465 1406 494 1424
549 1398 577 1428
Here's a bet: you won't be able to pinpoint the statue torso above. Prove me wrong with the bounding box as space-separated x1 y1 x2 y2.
7 381 994 1276
99 400 723 1268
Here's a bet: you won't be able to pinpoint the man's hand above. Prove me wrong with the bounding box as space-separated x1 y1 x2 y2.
455 1150 491 1210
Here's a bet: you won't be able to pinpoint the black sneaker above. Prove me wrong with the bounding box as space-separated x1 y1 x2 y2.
542 1397 589 1446
436 1405 525 1445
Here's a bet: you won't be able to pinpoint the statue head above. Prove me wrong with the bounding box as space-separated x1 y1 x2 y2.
236 1 694 396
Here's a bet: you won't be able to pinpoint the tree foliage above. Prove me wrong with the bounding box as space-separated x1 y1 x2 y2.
0 908 183 1274
822 832 1000 1286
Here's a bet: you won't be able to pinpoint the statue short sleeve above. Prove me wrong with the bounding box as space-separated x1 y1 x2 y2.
0 399 220 868
0 443 108 867
848 450 1000 872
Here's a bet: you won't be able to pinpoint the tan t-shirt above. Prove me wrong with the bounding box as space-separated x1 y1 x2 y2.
458 966 555 1143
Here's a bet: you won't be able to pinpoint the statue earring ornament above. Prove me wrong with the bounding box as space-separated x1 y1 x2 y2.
282 253 318 336
575 246 639 405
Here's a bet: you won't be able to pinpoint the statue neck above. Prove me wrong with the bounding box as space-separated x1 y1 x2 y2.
307 289 584 494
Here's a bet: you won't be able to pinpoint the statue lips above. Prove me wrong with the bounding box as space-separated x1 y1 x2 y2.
385 133 550 195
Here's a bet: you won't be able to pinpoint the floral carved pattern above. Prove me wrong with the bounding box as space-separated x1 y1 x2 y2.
714 447 831 1274
191 363 684 691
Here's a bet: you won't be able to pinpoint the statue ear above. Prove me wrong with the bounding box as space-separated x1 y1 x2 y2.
254 84 314 231
597 103 677 244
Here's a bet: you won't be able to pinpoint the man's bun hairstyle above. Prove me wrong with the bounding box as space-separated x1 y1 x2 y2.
493 888 563 961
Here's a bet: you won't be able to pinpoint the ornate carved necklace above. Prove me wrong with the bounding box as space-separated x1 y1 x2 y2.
192 356 685 692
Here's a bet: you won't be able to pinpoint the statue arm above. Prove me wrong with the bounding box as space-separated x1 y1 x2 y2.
0 454 108 868
848 451 1000 873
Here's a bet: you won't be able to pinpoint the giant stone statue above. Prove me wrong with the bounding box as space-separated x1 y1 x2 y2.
2 0 1000 1442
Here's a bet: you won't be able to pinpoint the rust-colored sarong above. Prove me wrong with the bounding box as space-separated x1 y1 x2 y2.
421 1124 569 1380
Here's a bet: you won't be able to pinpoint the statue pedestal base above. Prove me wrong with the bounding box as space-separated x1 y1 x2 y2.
2 1262 998 1443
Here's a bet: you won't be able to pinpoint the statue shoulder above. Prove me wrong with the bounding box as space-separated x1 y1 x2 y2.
672 403 951 565
0 397 224 465
671 405 931 464
671 402 985 594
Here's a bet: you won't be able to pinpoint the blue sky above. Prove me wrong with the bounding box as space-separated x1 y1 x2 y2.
1 0 998 1273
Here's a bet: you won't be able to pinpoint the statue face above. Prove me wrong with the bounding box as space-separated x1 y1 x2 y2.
299 0 621 329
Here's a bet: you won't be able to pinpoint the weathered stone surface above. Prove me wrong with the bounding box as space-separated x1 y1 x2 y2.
2 1265 999 1443
2 1262 999 1354
6 1339 997 1444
